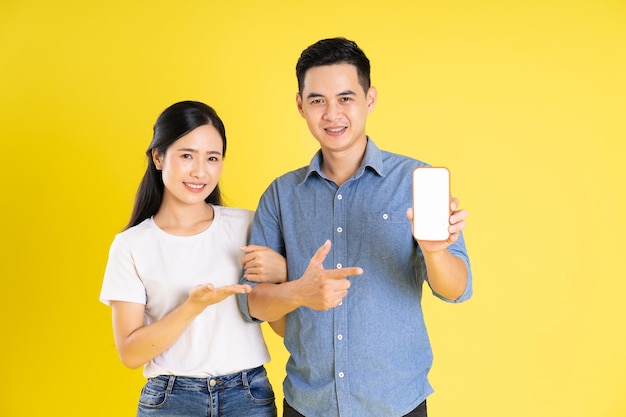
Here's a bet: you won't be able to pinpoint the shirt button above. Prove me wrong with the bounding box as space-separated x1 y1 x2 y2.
337 227 343 233
209 379 217 387
336 263 342 269
337 334 343 340
382 213 389 220
338 372 345 378
337 194 343 200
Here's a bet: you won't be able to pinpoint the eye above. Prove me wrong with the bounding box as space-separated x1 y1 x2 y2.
310 98 324 105
340 96 353 103
208 156 220 162
182 153 192 159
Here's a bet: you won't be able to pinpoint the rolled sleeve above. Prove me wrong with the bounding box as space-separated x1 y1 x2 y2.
236 181 284 323
430 231 473 303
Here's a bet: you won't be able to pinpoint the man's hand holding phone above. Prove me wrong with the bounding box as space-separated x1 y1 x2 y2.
408 196 468 253
410 166 468 253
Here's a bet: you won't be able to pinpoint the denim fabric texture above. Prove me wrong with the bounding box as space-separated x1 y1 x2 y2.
239 138 472 417
284 399 427 417
136 366 276 417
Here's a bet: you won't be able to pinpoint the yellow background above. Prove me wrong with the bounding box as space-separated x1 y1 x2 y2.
1 1 625 416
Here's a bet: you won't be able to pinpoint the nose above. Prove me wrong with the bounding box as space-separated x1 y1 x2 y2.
190 159 207 178
323 101 341 121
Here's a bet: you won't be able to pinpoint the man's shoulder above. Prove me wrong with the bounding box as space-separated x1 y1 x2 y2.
380 147 429 167
271 165 310 186
374 149 430 180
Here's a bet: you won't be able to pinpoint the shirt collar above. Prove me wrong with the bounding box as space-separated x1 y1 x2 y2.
302 137 385 185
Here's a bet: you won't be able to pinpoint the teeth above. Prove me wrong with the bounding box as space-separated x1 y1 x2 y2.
185 183 204 189
327 127 344 132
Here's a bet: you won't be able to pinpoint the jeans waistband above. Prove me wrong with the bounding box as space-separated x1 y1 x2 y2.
151 365 265 390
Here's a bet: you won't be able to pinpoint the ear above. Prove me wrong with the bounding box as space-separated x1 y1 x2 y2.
152 148 163 170
366 86 377 114
296 93 305 118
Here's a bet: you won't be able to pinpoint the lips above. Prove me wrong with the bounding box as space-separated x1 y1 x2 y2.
184 182 206 192
325 126 347 136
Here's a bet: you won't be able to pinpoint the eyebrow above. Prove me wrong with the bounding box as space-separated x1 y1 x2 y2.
175 148 222 156
306 90 357 100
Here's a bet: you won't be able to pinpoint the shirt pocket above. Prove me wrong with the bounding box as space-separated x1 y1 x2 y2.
359 210 410 261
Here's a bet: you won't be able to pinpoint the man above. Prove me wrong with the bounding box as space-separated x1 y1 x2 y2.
239 37 472 417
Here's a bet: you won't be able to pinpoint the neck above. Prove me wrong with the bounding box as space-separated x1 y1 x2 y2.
321 141 367 186
153 200 215 236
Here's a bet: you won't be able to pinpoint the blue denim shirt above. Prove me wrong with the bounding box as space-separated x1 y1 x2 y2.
239 138 472 417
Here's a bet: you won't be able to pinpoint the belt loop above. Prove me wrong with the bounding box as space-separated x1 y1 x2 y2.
166 375 176 393
241 369 250 390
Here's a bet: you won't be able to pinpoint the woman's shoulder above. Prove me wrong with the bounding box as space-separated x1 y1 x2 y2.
214 206 254 222
113 218 154 241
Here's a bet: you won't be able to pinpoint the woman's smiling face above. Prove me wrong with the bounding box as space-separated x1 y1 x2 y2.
152 123 224 207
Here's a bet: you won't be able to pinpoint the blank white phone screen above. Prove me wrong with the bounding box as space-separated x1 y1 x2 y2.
412 167 450 241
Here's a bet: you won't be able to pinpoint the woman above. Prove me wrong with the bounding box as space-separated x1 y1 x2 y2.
100 101 283 417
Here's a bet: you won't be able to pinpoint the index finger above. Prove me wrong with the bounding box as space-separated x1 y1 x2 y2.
216 284 252 295
450 196 460 211
309 240 332 267
326 266 364 279
406 207 414 221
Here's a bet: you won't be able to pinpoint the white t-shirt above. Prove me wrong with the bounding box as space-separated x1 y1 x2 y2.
100 205 270 378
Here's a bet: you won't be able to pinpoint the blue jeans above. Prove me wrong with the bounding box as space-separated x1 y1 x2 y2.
137 366 276 417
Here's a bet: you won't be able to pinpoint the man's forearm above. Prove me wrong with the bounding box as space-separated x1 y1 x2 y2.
423 250 468 301
248 281 300 322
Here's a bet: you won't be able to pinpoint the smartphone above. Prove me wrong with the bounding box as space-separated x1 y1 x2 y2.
412 167 451 241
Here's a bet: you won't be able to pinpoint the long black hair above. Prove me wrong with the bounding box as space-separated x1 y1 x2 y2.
126 101 227 230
